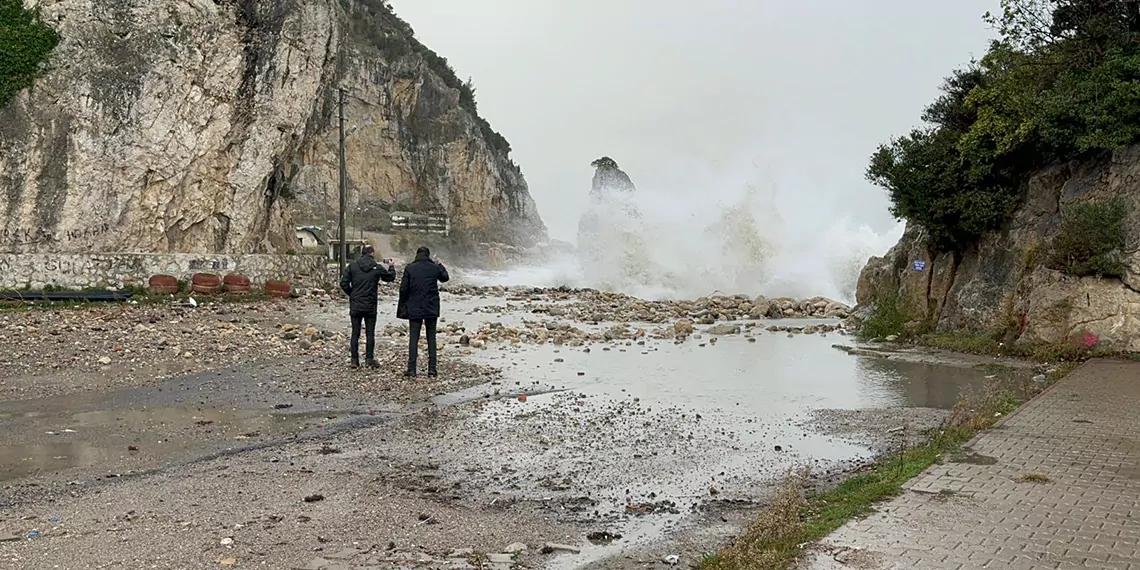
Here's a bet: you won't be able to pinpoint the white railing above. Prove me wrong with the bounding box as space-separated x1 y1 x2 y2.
390 212 449 236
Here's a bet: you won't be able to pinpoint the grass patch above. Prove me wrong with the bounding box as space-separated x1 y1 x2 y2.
1017 473 1051 484
916 330 1128 364
701 364 1073 570
919 331 1004 355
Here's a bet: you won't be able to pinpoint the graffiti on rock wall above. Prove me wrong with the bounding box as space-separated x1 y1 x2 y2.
36 256 144 277
188 259 234 271
0 223 112 246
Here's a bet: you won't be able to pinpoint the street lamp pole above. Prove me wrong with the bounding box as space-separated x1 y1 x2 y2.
337 87 348 271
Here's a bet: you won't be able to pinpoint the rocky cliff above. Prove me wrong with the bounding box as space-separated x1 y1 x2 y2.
577 157 641 271
856 144 1140 352
1 0 546 255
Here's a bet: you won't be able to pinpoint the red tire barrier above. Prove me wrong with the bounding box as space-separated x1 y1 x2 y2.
223 273 251 294
265 280 292 298
149 274 179 295
191 273 221 295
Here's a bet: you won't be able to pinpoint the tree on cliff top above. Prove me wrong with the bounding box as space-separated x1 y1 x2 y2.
591 156 620 170
0 0 60 108
867 0 1140 252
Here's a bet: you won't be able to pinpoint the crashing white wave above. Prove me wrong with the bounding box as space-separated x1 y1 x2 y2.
460 168 904 304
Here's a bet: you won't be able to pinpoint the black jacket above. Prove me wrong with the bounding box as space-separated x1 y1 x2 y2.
340 255 396 313
397 251 450 320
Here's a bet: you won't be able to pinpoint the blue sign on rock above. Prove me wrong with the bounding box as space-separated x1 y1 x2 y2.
913 260 927 271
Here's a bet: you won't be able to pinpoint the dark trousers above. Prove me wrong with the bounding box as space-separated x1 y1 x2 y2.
407 317 438 374
350 310 377 361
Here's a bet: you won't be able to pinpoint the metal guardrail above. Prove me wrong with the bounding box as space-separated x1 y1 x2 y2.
390 212 449 236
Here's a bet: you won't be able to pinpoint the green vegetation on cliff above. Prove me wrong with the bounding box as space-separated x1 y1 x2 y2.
350 0 513 157
0 0 60 108
1048 198 1128 277
868 0 1140 252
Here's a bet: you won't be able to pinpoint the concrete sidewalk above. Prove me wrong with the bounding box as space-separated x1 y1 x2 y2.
803 359 1140 570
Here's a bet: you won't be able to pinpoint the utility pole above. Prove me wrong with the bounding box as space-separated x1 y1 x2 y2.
337 87 348 271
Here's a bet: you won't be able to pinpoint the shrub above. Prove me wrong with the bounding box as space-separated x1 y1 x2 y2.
0 0 60 107
867 0 1140 253
1047 199 1128 277
859 292 909 340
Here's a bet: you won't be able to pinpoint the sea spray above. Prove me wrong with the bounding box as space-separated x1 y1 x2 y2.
461 159 903 304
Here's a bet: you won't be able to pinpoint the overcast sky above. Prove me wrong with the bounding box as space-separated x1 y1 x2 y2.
390 0 999 242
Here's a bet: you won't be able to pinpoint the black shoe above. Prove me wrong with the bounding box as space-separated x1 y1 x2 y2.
403 370 416 378
366 359 380 369
350 358 360 369
427 370 438 377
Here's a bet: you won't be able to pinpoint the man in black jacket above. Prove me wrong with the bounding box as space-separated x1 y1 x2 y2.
397 246 450 377
339 245 396 368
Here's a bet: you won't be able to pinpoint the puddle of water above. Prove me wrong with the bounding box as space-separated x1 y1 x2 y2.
0 442 111 481
69 407 334 430
458 328 1001 565
471 333 991 413
0 408 345 482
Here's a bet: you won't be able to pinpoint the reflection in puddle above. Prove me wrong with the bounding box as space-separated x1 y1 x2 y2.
0 408 347 482
0 442 108 481
461 330 1012 568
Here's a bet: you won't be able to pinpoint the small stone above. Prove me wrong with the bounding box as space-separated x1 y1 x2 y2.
543 543 581 554
97 356 112 365
663 554 680 565
707 323 741 335
447 548 474 558
487 553 514 564
325 548 362 560
503 542 528 553
220 537 234 546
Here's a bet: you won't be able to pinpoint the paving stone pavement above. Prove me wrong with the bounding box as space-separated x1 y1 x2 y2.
802 359 1140 570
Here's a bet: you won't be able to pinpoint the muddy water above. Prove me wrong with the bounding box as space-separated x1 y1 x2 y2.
0 406 343 482
0 358 370 484
307 294 995 566
456 328 993 565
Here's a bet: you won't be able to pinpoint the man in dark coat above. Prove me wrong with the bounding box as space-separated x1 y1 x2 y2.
397 246 450 377
339 245 396 368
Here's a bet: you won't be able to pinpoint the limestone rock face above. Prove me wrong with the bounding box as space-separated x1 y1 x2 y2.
1 0 546 255
855 144 1140 351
